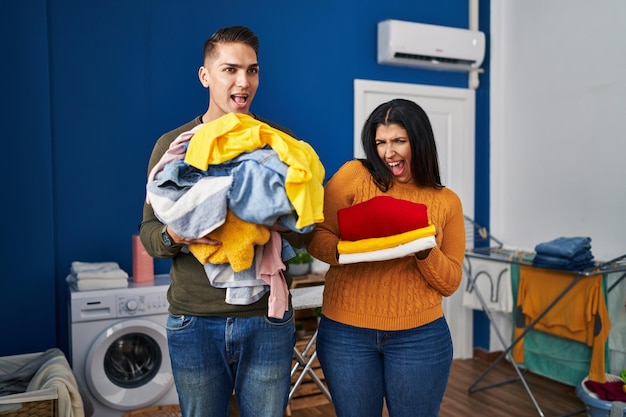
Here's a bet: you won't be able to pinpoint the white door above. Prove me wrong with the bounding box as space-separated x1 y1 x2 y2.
354 79 475 359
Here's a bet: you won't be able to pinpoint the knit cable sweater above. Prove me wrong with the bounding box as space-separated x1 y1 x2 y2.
307 160 466 331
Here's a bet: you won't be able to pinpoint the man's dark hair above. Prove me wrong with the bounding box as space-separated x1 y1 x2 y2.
203 26 259 60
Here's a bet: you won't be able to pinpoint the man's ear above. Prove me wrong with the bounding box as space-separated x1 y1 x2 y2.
198 66 210 88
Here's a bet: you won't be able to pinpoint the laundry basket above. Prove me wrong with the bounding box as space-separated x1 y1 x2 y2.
0 352 61 417
122 404 181 417
576 375 626 417
0 389 57 417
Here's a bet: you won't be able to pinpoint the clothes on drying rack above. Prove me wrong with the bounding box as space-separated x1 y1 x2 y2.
513 265 610 383
462 256 515 353
462 257 514 313
532 236 595 271
608 272 626 375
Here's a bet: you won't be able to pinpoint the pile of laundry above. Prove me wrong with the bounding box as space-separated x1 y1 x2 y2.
532 236 596 271
66 261 129 291
336 196 437 264
145 113 325 314
583 371 626 402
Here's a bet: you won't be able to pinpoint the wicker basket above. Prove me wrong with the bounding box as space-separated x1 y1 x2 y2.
0 398 57 417
0 352 66 417
122 404 182 417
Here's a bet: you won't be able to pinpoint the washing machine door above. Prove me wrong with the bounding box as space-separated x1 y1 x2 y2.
85 318 174 410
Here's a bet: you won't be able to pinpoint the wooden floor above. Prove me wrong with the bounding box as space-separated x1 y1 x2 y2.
281 354 589 417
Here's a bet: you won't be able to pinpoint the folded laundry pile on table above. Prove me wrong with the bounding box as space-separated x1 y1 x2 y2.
532 236 595 271
66 261 129 291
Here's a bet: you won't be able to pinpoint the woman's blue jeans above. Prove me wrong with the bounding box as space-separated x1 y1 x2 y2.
316 315 453 417
166 310 296 417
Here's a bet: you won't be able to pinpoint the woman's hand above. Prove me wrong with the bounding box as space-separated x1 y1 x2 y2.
415 248 432 260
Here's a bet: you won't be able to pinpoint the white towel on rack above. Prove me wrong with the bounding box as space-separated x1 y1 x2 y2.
607 272 626 375
462 257 513 313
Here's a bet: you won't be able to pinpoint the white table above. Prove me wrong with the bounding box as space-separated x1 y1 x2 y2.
289 285 331 403
290 284 323 310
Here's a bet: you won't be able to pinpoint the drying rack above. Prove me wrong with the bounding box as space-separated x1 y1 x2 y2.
463 216 626 417
288 285 331 405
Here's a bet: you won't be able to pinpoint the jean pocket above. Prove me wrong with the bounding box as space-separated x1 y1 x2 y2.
264 308 294 326
166 313 194 331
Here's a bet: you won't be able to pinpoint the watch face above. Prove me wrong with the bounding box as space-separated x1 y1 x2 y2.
162 227 172 246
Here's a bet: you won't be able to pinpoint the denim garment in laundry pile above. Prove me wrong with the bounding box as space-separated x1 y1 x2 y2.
150 147 314 236
206 147 314 234
147 167 231 239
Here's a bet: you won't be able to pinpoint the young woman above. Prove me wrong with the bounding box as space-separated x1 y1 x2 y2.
307 98 466 417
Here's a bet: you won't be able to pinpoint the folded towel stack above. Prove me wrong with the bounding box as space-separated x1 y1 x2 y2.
66 261 129 291
532 236 596 271
336 196 437 264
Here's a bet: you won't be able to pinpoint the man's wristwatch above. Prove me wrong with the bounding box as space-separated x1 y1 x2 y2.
161 225 173 247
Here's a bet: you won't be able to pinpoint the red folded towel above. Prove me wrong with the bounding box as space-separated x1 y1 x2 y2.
337 196 429 241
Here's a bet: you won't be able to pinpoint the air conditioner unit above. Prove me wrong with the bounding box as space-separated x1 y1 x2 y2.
377 19 485 72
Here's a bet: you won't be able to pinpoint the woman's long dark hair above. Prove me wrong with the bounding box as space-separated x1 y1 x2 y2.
360 98 443 191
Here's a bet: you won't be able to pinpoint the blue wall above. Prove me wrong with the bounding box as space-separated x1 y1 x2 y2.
0 0 490 357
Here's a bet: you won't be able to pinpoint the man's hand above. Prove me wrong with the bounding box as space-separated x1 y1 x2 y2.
167 226 221 246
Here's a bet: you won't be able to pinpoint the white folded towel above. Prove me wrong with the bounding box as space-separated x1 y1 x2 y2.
338 235 437 264
66 274 129 291
70 261 129 280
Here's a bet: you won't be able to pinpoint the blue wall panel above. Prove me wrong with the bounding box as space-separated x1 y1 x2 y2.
0 0 490 357
0 0 56 356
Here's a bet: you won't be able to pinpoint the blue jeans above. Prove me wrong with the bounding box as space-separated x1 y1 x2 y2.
316 316 453 417
166 310 296 417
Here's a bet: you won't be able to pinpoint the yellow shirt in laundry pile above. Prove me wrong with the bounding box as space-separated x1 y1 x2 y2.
188 210 270 272
184 113 325 230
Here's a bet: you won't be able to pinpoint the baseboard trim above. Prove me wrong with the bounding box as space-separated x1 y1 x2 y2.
473 348 503 362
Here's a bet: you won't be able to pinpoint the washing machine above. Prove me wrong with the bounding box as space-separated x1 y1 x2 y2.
69 274 179 417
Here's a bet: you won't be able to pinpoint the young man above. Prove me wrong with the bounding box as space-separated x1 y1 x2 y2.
140 26 307 417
